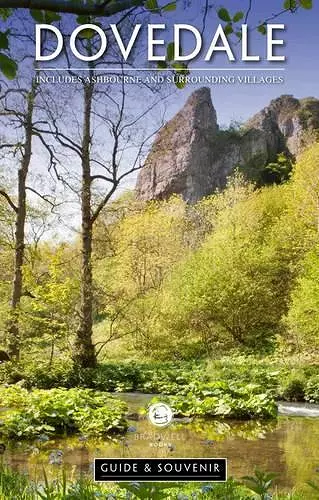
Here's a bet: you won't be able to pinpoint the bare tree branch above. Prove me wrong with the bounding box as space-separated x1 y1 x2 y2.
0 0 145 17
0 190 18 213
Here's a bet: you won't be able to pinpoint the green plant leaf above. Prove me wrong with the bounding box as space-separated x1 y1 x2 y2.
258 24 267 35
0 53 17 80
218 8 232 22
224 23 234 36
31 10 61 23
166 42 175 62
0 8 12 20
162 1 176 11
174 78 187 89
299 0 312 8
145 0 160 12
0 31 9 50
233 11 244 22
157 61 168 69
172 62 189 75
76 15 90 24
284 0 297 8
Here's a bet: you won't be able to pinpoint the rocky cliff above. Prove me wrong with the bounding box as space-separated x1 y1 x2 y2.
135 88 319 203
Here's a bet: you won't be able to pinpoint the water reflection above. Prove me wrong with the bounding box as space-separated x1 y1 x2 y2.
2 394 319 491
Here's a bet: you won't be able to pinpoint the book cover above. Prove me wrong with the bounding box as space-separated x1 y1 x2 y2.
0 1 318 498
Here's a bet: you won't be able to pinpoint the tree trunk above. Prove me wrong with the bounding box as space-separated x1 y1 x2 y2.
7 86 35 360
73 81 97 368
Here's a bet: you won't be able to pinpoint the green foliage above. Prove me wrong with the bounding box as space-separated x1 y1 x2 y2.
30 10 61 23
304 375 319 403
0 360 206 393
299 0 312 9
0 386 127 439
158 181 292 351
18 244 80 358
217 8 231 22
284 0 297 9
0 31 8 50
286 246 319 351
2 355 318 406
279 372 306 402
163 381 277 419
0 463 311 499
0 8 11 20
162 2 177 13
0 53 17 80
242 468 278 500
145 0 160 12
93 196 188 356
263 153 293 185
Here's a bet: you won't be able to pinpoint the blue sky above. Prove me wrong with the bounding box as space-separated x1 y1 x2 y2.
2 1 318 237
162 0 319 125
29 1 319 125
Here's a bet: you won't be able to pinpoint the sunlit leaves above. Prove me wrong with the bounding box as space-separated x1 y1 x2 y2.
162 1 176 12
145 0 160 13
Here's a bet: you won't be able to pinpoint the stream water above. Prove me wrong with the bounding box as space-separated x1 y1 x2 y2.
3 393 319 491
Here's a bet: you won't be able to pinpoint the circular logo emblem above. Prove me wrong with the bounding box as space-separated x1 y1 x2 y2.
148 402 173 427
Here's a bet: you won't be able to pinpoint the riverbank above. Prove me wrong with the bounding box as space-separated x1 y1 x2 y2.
0 355 318 498
0 462 318 500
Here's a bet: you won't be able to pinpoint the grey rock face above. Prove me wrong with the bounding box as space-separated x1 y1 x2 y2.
136 90 319 203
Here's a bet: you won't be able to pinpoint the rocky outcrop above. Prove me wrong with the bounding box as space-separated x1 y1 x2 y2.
136 88 219 203
136 89 319 203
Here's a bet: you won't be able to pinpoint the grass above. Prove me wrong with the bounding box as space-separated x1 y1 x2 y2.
0 464 316 499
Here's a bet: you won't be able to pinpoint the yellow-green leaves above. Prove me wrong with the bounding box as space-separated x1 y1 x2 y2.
162 1 176 12
145 0 160 12
145 0 176 14
299 0 312 9
284 0 312 9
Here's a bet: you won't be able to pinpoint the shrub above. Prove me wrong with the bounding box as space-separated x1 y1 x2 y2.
0 360 207 394
0 386 127 439
280 372 306 402
305 375 319 404
151 380 278 420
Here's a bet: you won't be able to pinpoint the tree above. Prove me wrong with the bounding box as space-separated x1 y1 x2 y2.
93 195 187 356
0 53 61 359
159 179 292 352
33 34 167 366
0 79 39 358
290 143 319 236
0 195 14 344
22 244 80 364
286 246 319 351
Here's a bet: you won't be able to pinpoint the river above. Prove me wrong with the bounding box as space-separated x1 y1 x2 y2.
3 393 319 492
